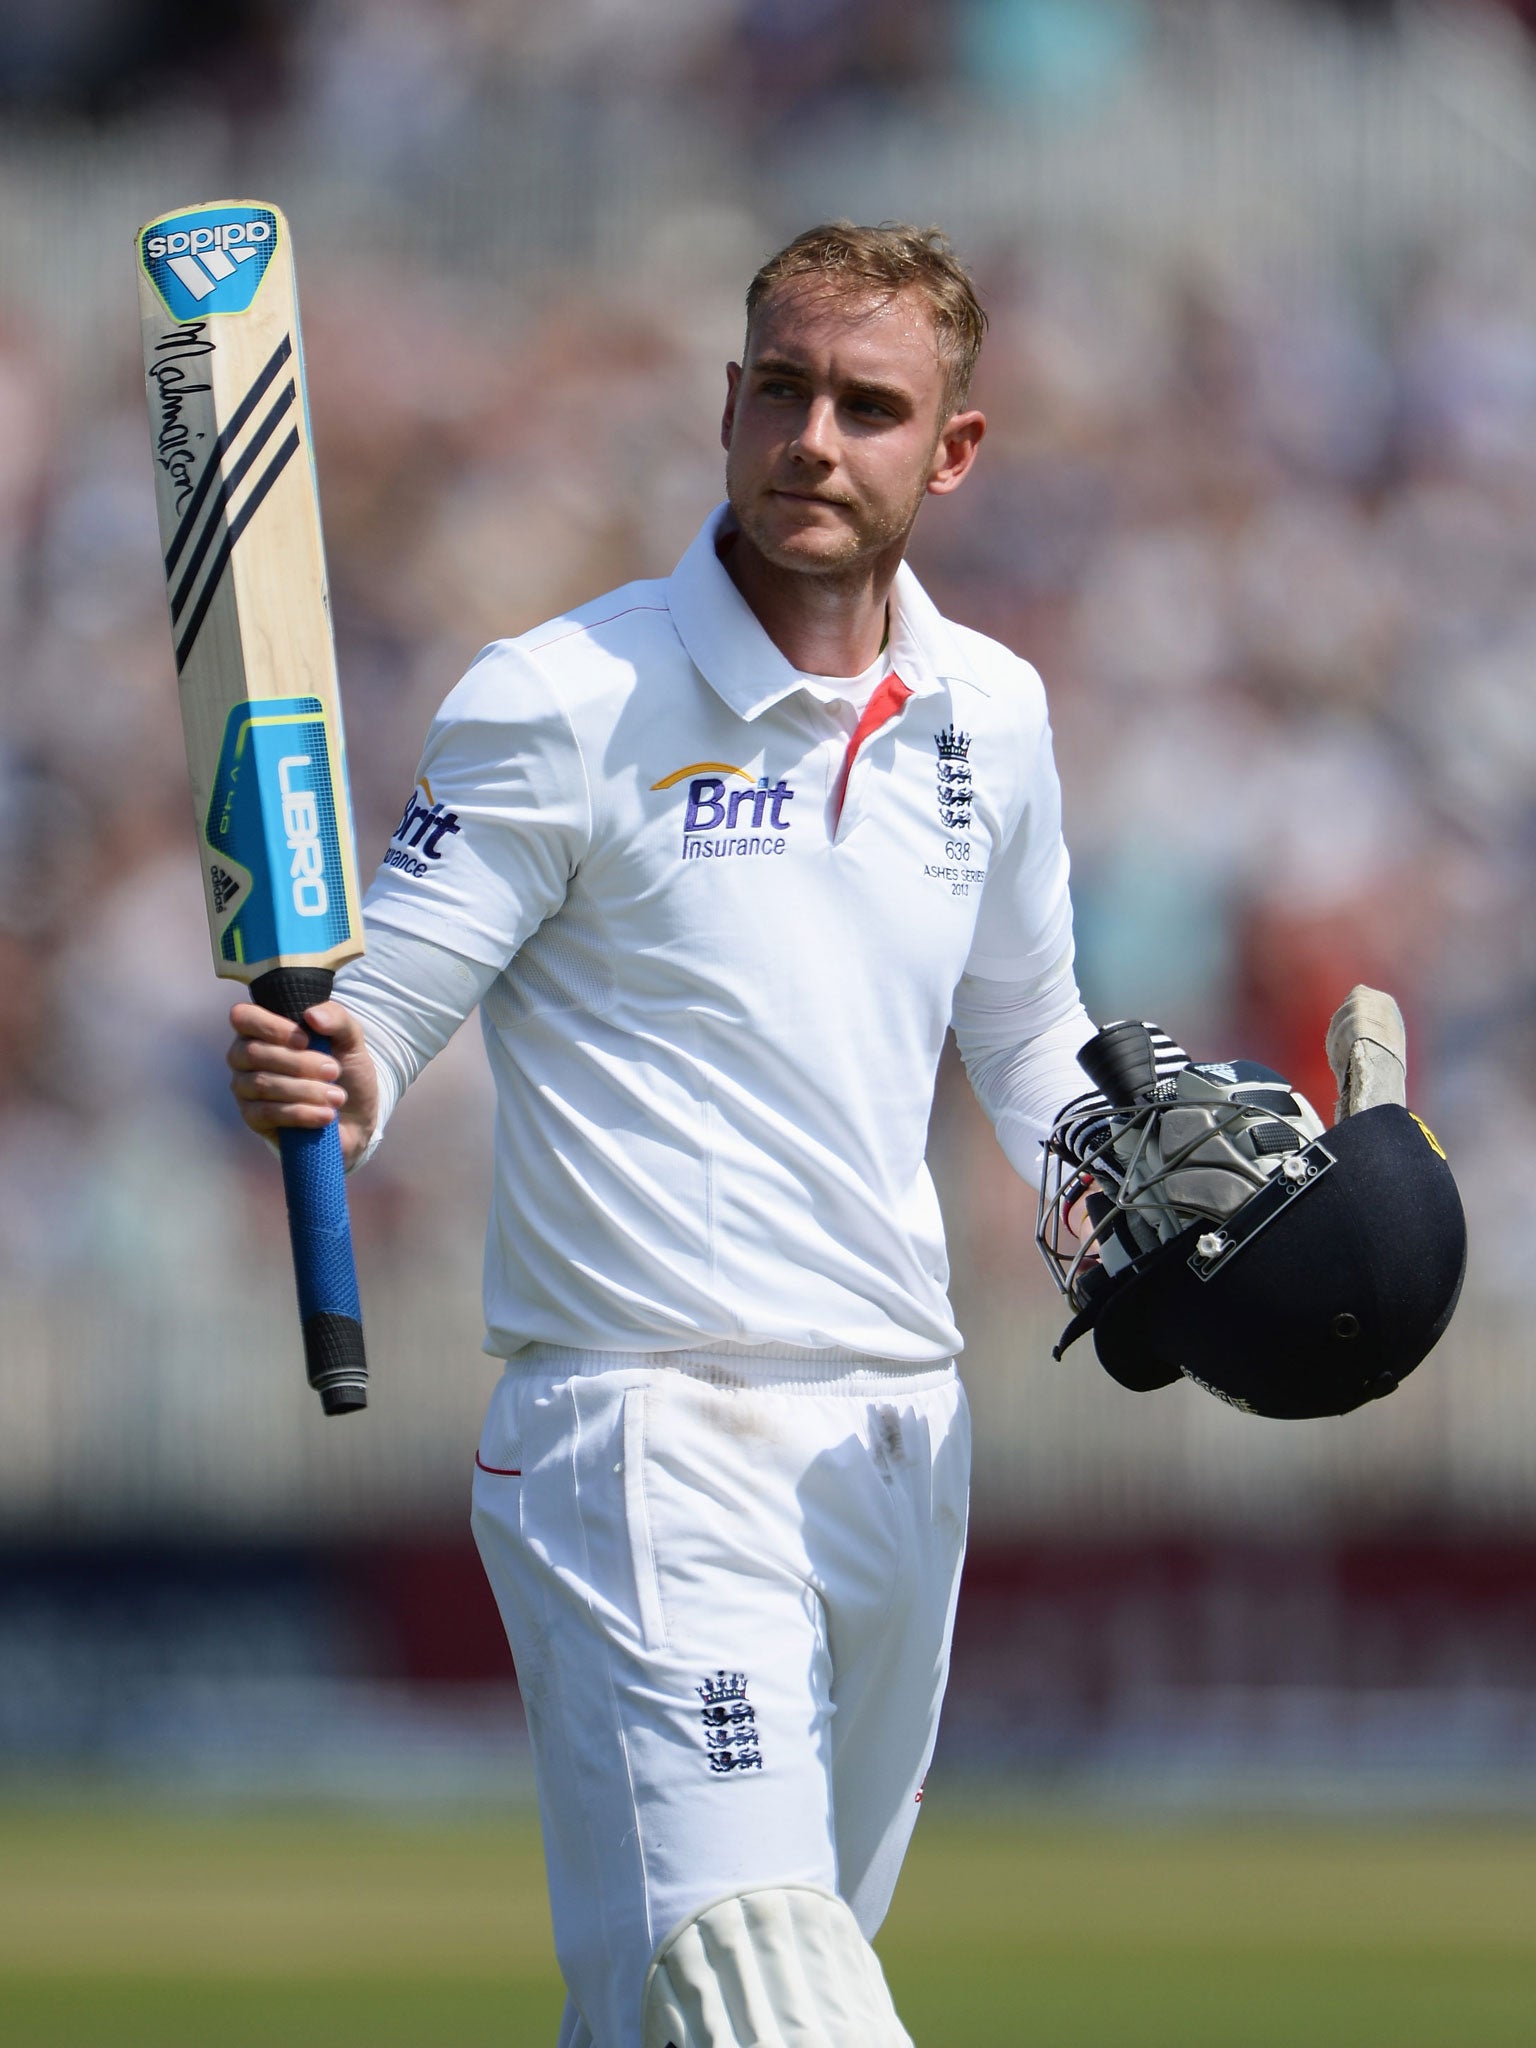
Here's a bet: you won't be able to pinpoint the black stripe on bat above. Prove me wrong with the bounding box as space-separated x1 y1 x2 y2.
169 378 297 623
163 333 294 576
173 425 301 672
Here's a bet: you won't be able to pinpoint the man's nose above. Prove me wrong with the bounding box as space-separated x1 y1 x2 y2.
790 395 837 464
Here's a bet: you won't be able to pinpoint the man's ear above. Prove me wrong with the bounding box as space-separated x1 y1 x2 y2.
926 409 986 497
721 362 743 451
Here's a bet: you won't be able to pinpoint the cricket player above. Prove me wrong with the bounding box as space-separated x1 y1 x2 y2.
228 223 1096 2047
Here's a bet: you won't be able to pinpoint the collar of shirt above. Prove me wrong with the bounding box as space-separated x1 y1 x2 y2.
666 502 974 720
796 647 890 731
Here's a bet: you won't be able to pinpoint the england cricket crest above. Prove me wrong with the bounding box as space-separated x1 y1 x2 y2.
935 725 973 829
696 1670 763 1774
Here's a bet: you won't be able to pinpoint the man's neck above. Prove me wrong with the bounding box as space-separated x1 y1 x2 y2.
720 527 899 678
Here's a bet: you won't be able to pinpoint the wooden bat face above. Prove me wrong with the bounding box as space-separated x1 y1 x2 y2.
138 200 363 985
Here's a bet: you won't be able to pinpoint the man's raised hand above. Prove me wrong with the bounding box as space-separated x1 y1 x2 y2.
227 999 379 1170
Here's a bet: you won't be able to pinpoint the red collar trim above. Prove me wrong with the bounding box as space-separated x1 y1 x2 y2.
831 672 914 828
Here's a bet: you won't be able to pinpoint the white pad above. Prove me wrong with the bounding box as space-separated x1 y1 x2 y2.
1325 984 1407 1121
641 1883 913 2048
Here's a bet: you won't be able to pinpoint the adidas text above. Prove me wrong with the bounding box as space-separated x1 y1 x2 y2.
146 220 273 261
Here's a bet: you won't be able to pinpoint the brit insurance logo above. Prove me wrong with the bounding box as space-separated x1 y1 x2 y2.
385 780 462 879
651 761 796 863
140 205 279 321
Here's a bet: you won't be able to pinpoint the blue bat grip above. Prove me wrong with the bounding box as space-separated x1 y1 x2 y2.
253 968 368 1414
278 1072 362 1324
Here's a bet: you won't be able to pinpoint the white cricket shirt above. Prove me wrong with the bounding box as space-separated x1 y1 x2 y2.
356 505 1079 1364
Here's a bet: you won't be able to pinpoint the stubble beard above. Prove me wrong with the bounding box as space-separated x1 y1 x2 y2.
726 455 934 588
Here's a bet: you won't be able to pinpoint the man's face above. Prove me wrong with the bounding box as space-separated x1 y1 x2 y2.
721 281 980 579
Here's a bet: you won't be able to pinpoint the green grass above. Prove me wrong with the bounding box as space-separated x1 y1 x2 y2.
1 1802 1533 2044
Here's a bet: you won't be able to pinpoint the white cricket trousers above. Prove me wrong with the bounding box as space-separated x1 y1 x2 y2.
470 1356 971 2048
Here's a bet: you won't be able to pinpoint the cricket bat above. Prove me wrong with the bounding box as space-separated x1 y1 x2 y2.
136 199 368 1415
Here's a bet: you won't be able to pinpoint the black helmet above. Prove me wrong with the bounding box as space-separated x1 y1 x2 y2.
1036 1021 1467 1419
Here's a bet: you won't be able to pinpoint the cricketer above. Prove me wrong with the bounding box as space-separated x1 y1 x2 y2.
228 223 1098 2047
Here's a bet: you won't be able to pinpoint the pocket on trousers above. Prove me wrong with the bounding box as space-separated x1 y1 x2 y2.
623 1387 668 1653
475 1372 525 1479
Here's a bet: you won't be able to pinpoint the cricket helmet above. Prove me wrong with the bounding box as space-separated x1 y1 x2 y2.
1036 1021 1467 1419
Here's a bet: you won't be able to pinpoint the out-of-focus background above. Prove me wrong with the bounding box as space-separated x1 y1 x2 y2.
2 1 1535 2041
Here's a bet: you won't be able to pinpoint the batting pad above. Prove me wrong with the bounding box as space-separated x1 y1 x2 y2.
641 1883 913 2048
1326 984 1407 1120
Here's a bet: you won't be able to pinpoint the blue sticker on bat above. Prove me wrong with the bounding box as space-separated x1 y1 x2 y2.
141 205 279 322
206 697 354 966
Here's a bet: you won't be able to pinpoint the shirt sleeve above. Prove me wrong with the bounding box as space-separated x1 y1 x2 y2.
963 678 1076 985
334 921 501 1169
359 638 593 968
951 954 1098 1189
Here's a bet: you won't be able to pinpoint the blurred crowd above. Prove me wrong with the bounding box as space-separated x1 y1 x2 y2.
1 0 1533 1524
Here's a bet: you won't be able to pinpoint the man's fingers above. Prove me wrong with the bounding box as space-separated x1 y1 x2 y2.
302 999 356 1041
303 1003 348 1040
237 1097 343 1134
230 1000 313 1049
227 1004 342 1081
226 995 370 1149
227 1033 342 1081
232 1066 346 1104
230 1062 346 1136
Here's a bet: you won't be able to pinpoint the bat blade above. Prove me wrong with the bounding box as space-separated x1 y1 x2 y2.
1326 983 1407 1123
137 198 368 1416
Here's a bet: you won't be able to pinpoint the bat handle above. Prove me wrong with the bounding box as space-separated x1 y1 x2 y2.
1076 1020 1160 1105
251 965 369 1416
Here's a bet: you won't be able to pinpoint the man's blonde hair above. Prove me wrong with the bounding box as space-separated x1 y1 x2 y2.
745 221 988 415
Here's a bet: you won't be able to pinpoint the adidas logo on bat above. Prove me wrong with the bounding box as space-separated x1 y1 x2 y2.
141 206 279 323
209 864 242 911
144 218 272 301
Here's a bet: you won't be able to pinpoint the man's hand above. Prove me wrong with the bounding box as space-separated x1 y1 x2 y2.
227 999 379 1170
